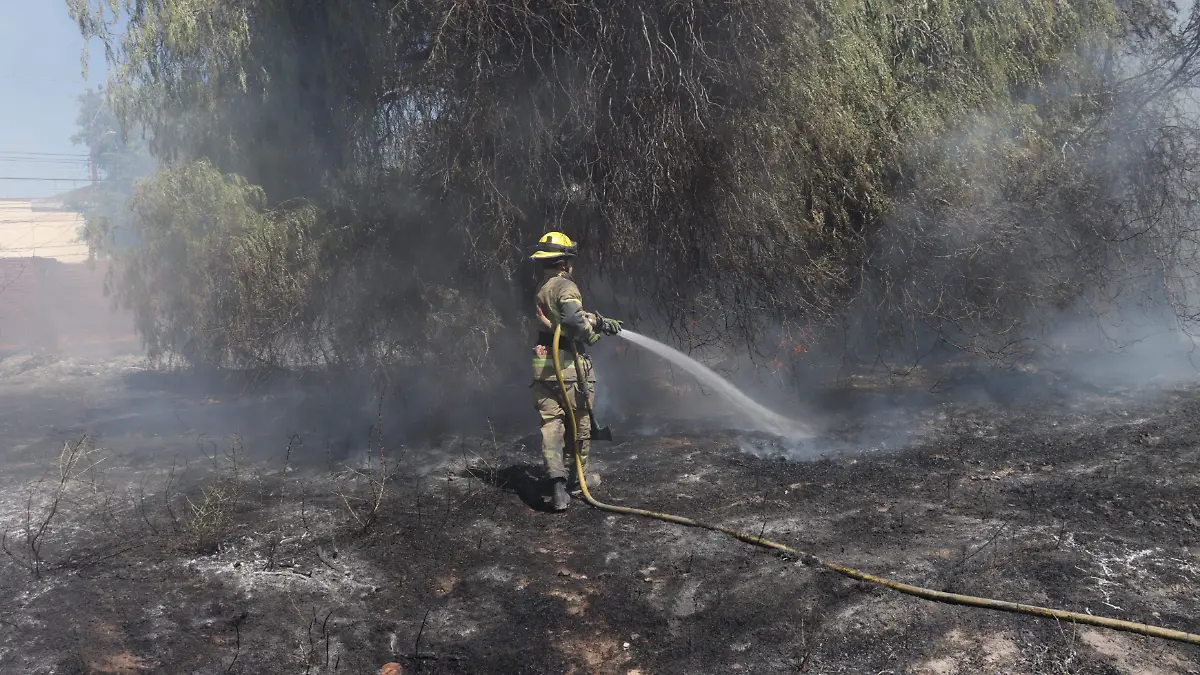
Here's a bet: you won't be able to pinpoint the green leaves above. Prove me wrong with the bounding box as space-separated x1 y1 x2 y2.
115 160 325 365
64 0 1200 369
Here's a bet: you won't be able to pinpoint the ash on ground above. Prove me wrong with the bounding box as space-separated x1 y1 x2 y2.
0 351 1197 674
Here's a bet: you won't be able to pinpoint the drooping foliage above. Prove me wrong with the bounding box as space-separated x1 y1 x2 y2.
66 0 1200 374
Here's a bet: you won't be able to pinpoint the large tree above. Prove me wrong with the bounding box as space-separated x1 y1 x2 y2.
64 0 1200 377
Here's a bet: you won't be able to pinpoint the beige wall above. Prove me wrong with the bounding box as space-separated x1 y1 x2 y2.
0 199 136 353
0 199 89 263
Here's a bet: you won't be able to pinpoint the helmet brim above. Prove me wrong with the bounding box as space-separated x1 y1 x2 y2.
530 238 578 262
530 250 575 261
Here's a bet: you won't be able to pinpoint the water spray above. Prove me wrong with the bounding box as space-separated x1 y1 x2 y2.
615 330 815 438
553 324 1200 647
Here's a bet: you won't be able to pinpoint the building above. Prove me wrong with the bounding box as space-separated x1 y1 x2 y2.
0 196 91 262
0 195 137 355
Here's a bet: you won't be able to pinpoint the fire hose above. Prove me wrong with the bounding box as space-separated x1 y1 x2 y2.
550 323 1200 647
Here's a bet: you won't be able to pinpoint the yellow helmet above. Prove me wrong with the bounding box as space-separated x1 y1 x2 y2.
529 231 578 262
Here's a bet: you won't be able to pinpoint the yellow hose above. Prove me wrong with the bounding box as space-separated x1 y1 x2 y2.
550 324 1200 647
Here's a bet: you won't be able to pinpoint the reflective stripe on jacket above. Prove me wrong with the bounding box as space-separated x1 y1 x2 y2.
532 351 594 382
532 271 598 382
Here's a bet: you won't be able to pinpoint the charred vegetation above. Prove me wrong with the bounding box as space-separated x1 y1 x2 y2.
59 0 1200 378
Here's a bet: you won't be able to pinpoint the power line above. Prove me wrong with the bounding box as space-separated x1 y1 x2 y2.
0 177 105 182
0 155 91 160
0 153 91 158
0 159 94 166
0 153 91 157
0 151 92 158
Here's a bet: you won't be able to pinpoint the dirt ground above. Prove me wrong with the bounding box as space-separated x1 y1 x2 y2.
0 350 1198 674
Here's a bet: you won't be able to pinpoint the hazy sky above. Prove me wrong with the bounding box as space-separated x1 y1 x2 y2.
0 2 107 199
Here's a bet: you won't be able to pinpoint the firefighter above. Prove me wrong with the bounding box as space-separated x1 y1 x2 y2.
529 231 623 511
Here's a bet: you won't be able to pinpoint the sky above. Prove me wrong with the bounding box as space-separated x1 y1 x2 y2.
0 2 108 199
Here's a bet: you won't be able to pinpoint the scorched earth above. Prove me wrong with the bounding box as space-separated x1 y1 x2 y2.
0 351 1196 674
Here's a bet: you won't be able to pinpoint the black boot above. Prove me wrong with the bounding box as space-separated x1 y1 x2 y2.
550 478 570 512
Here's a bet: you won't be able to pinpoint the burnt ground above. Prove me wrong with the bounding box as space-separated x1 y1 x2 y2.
0 352 1198 674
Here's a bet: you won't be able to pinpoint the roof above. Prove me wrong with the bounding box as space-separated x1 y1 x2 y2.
30 184 102 212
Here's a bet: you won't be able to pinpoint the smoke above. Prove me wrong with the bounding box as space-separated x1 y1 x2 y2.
52 0 1200 468
587 231 1200 460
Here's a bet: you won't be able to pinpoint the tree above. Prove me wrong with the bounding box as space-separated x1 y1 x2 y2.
68 86 154 256
61 0 1200 375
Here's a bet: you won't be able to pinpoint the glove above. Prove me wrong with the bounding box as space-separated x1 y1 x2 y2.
595 312 623 336
585 332 601 346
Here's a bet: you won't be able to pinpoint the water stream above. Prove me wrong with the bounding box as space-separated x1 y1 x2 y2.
616 330 815 439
